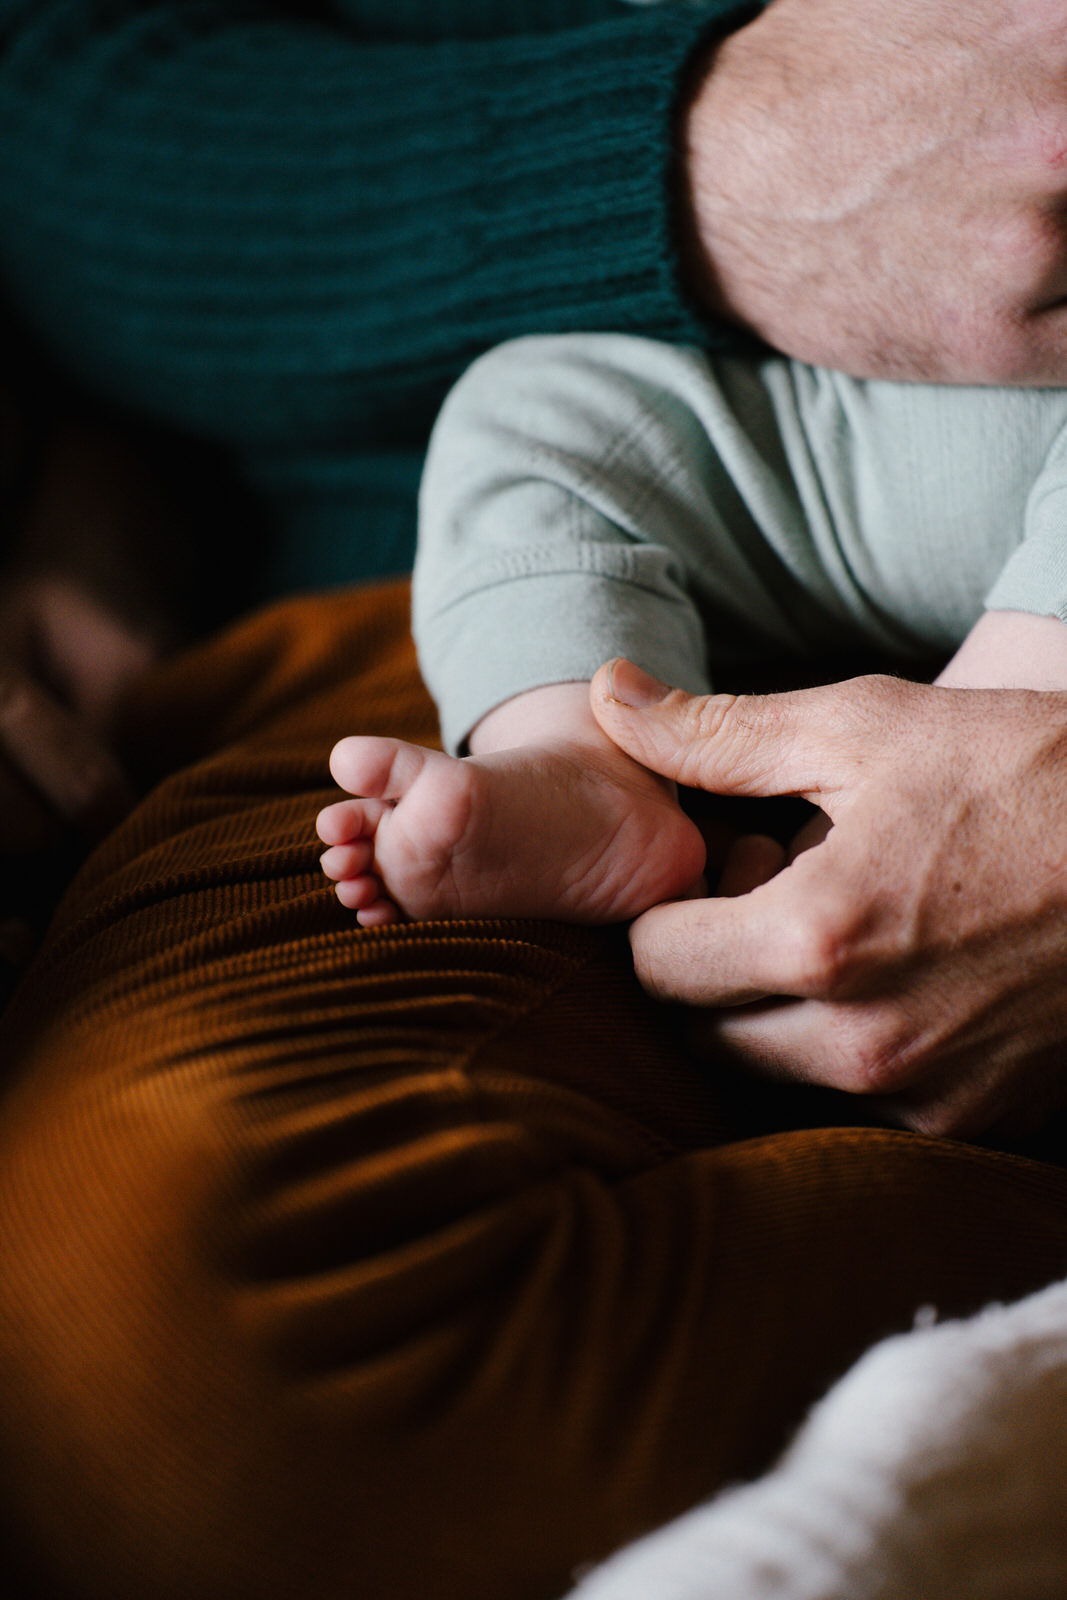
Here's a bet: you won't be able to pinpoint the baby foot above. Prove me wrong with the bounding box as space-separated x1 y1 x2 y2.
317 735 705 927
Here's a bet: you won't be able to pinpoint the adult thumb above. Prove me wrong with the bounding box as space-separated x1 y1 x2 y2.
590 658 838 800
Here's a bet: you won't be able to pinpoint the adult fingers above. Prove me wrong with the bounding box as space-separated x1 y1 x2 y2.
589 660 906 805
681 980 934 1117
628 856 849 1008
698 998 1045 1141
687 979 1062 1140
706 995 915 1101
0 657 134 839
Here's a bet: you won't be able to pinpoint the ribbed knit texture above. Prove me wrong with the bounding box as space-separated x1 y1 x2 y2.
0 0 754 585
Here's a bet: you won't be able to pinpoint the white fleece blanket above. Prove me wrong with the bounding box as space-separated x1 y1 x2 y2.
567 1275 1067 1600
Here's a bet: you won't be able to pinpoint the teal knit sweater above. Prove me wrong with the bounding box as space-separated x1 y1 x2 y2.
0 0 755 588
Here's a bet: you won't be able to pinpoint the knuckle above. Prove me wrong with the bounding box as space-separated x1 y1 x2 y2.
670 692 742 785
688 690 739 743
854 1026 916 1097
694 688 784 763
828 1008 917 1096
955 212 1067 384
831 673 907 742
630 939 668 1002
780 898 866 997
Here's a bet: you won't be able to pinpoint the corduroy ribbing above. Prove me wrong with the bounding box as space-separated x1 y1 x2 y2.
3 582 1067 1600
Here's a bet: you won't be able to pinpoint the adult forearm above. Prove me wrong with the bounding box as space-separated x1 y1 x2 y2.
680 0 1067 382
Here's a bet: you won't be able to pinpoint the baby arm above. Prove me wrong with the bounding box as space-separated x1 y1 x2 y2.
936 609 1067 690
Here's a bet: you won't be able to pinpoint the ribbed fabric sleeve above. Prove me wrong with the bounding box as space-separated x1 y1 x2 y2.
0 1 752 450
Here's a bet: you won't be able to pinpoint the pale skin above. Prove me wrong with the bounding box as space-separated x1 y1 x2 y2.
318 613 1057 906
601 610 1067 1141
318 608 1067 1137
316 0 1067 1139
682 0 1067 383
317 682 707 928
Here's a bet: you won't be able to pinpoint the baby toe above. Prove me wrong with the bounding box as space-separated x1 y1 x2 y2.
320 840 374 881
335 874 386 912
354 899 400 929
316 798 364 846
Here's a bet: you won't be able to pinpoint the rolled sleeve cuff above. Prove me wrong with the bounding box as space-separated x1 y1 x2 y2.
417 572 710 753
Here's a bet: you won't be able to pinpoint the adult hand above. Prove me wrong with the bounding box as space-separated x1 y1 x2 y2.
683 0 1067 383
590 661 1067 1140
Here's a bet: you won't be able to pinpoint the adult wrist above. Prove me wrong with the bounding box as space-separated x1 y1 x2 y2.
674 11 768 333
